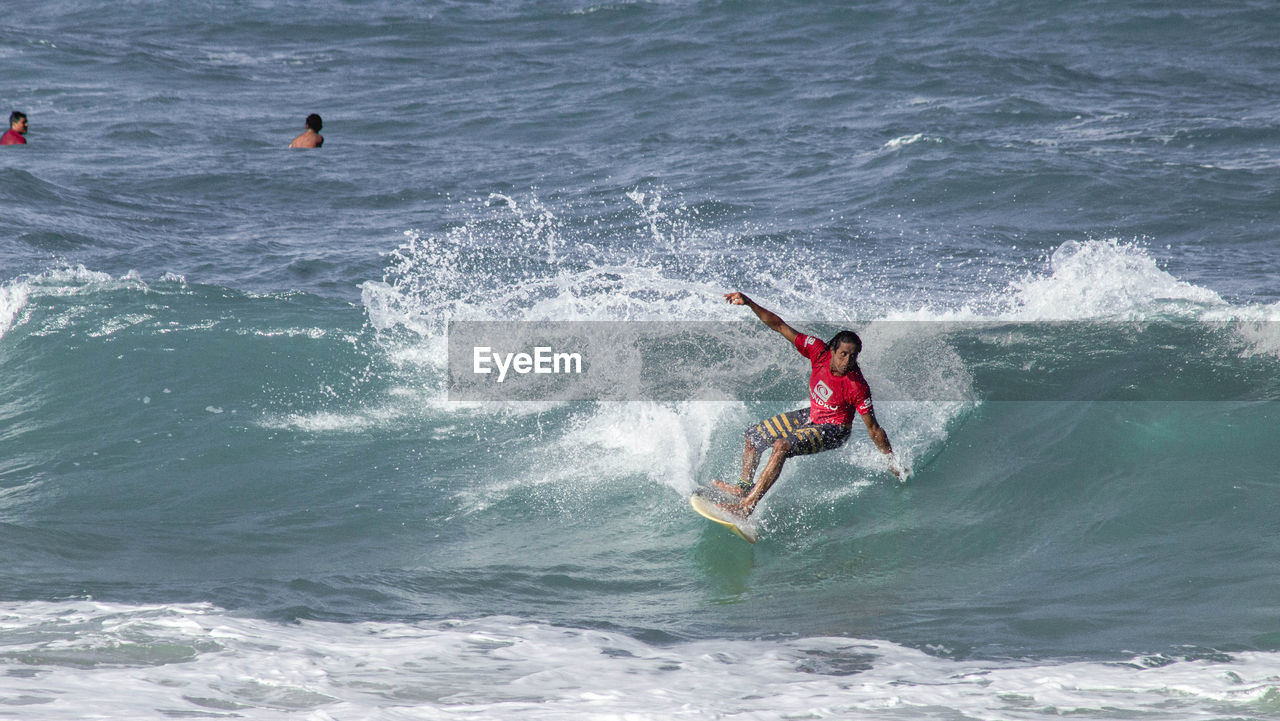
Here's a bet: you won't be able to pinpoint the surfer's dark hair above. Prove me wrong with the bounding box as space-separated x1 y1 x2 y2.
826 330 861 357
9 111 25 125
305 113 322 131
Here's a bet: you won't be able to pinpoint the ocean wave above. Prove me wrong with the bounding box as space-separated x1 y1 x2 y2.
1005 238 1225 321
0 601 1276 721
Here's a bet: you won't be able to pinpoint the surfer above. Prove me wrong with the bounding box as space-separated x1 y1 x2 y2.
1 111 28 145
716 292 902 516
289 113 324 148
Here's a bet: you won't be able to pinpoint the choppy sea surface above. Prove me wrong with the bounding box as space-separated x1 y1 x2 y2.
3 2 1280 718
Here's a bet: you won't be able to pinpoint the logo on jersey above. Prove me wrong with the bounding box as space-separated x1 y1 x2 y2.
813 380 833 402
803 336 815 347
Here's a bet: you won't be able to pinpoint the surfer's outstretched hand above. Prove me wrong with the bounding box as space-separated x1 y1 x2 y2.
888 453 910 480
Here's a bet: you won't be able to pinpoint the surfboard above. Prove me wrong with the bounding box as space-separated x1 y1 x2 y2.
690 488 758 544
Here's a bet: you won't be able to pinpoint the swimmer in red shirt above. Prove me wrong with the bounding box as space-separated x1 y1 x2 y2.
1 112 28 145
715 292 903 515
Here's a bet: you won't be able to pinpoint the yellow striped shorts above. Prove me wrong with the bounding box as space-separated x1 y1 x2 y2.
745 408 851 457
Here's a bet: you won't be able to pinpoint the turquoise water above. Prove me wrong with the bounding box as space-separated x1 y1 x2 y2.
3 1 1280 718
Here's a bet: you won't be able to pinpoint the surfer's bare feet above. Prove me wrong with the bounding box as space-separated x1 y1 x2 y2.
712 479 750 497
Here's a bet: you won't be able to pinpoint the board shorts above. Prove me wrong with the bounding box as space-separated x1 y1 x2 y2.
746 408 851 458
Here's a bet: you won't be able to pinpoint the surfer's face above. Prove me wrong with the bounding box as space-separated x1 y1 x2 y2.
829 341 859 376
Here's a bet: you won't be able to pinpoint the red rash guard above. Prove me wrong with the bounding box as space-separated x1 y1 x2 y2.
794 333 873 425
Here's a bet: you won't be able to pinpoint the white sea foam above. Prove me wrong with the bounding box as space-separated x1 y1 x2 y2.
1003 239 1224 321
986 239 1280 363
0 601 1276 721
1 266 183 313
355 194 764 426
882 133 943 151
884 239 1280 368
880 239 1230 325
558 401 738 492
1229 308 1280 358
0 279 30 341
0 266 151 341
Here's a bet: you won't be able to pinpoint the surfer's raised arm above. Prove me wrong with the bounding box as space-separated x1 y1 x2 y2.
723 291 799 344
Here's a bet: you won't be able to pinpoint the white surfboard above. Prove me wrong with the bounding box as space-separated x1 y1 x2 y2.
690 488 758 543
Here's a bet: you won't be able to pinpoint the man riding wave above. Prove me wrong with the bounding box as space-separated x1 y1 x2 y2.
716 292 904 516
